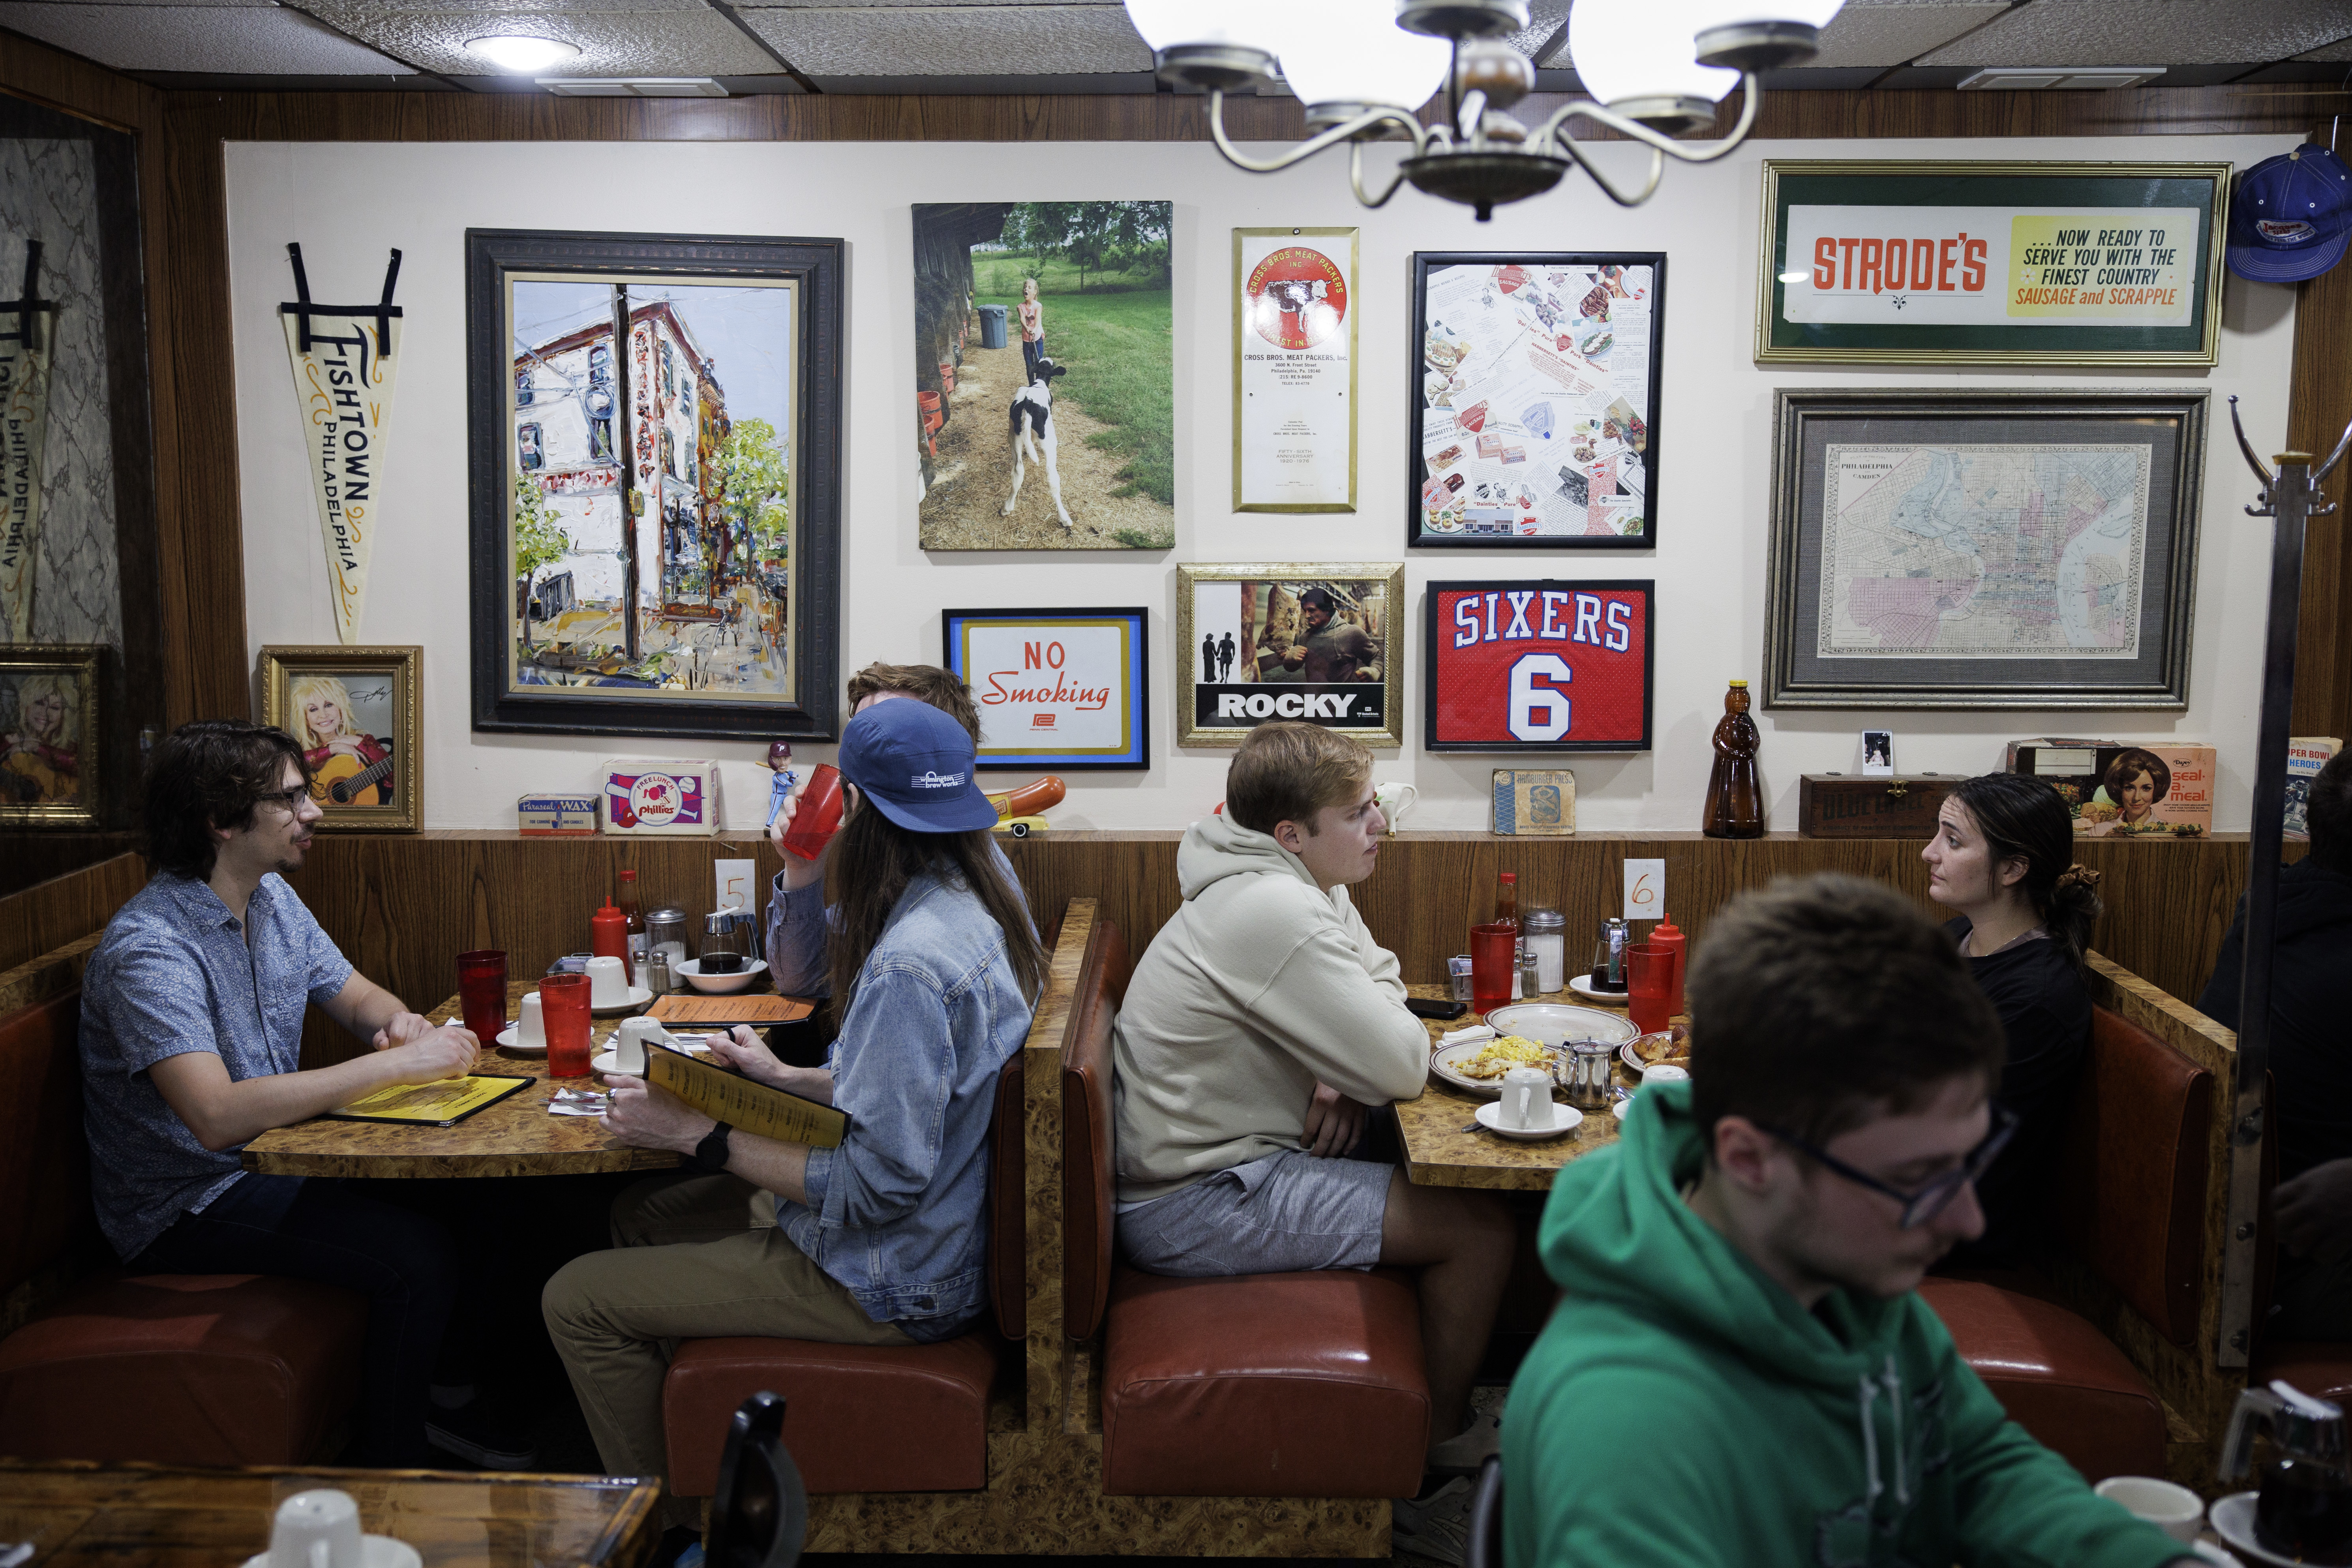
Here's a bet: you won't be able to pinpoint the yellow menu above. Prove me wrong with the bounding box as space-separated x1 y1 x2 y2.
648 994 814 1027
325 1074 533 1126
646 1043 846 1149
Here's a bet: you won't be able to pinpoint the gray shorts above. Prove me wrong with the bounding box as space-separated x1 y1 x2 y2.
1116 1148 1394 1277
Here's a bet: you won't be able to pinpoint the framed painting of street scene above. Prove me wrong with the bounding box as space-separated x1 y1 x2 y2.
259 643 422 832
915 201 1175 551
465 229 843 740
0 644 100 827
1174 563 1403 749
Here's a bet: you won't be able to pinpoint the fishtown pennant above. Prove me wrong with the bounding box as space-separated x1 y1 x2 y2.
0 241 57 643
279 244 402 644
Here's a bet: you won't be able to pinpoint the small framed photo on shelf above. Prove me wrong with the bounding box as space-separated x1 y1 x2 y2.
0 644 102 828
259 644 424 831
1861 730 1895 775
1409 252 1665 549
1424 581 1654 753
1175 563 1403 749
1763 387 2206 710
941 607 1150 771
1234 227 1357 512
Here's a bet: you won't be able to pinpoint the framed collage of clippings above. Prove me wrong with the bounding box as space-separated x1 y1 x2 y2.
1234 227 1357 513
1411 252 1665 550
1175 564 1404 749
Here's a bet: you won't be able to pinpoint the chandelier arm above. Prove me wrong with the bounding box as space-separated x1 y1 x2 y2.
1204 90 1429 174
1349 141 1412 209
1557 141 1667 208
1534 76 1763 165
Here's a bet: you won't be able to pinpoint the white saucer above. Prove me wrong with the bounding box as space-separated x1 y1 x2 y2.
590 985 656 1016
1568 974 1629 1004
493 1027 546 1054
1474 1100 1583 1141
2209 1493 2301 1567
589 1049 642 1076
243 1538 421 1568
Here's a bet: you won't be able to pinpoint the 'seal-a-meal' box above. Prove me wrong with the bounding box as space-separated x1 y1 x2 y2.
2005 739 2215 838
599 759 722 836
517 793 598 837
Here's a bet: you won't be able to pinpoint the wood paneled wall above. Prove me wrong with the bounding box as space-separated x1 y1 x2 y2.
263 829 2285 1064
0 852 147 975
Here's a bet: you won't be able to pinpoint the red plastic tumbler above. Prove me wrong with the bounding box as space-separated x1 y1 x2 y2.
1470 922 1518 1019
455 950 507 1046
541 972 593 1078
777 763 847 861
1626 943 1675 1035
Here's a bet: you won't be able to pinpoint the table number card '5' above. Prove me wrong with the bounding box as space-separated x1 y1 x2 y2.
647 1042 847 1150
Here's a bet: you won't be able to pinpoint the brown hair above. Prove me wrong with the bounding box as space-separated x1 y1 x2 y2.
1948 771 2103 968
822 807 1047 1028
1224 721 1372 836
1688 874 2005 1151
2101 747 2172 807
142 720 313 881
846 663 982 746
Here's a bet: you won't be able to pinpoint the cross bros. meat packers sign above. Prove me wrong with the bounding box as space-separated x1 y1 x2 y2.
1426 581 1653 753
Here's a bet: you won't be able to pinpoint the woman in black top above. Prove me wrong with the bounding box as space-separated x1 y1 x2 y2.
1922 772 2103 1268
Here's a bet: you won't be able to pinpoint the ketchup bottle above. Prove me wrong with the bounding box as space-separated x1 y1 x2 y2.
1651 913 1688 1020
590 897 628 961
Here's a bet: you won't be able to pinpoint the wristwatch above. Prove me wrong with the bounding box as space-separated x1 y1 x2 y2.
690 1121 734 1174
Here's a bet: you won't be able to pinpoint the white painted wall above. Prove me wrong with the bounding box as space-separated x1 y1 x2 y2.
223 132 2301 833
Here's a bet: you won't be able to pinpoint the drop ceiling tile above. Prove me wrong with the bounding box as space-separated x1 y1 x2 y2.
315 0 710 12
752 0 1122 6
310 5 782 72
1920 0 2352 68
739 4 1148 73
1810 2 2010 69
0 2 414 65
2300 31 2352 60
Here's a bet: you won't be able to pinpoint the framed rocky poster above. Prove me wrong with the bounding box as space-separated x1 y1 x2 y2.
1234 227 1357 512
1410 252 1665 549
1175 563 1403 749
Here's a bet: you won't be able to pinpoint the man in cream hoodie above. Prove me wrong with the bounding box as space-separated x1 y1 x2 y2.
1113 721 1514 1477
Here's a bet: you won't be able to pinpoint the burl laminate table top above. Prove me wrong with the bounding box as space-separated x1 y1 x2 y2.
0 1461 659 1568
242 980 683 1180
1393 982 1659 1192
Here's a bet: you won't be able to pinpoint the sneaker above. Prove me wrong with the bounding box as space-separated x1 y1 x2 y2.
424 1400 540 1470
1392 1476 1472 1567
1425 1412 1501 1475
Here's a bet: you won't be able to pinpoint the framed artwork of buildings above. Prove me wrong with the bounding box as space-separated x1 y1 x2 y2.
941 607 1150 771
463 229 844 740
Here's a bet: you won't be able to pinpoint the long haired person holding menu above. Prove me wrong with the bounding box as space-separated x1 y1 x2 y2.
544 698 1046 1525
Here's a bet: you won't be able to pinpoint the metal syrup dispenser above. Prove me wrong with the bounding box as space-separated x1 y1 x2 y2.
2223 1379 2352 1563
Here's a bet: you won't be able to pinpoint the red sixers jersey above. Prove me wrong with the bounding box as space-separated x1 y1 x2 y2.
1428 583 1652 750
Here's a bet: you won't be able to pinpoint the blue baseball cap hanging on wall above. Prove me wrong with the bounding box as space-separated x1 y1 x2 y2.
2227 144 2352 283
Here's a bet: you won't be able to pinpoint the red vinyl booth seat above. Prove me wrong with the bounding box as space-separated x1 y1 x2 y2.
1062 919 1432 1499
0 989 367 1466
2251 1345 2352 1408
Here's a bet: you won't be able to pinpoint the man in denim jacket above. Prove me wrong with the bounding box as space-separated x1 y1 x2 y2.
543 699 1043 1513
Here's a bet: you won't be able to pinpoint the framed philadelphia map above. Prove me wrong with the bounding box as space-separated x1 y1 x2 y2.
1763 388 2206 710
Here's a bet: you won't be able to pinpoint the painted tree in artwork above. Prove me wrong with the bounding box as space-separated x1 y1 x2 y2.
716 418 790 591
512 474 570 648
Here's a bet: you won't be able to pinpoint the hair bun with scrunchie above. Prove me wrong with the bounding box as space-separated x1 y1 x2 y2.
2055 863 2103 894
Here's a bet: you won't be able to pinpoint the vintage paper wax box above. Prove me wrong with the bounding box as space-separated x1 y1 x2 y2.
517 793 598 837
599 759 722 836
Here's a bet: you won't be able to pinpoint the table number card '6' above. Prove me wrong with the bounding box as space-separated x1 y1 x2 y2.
1624 858 1664 924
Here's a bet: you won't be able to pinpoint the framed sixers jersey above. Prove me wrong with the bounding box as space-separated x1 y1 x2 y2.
1425 580 1654 753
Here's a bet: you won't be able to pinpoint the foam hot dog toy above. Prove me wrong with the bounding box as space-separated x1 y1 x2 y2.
986 776 1065 837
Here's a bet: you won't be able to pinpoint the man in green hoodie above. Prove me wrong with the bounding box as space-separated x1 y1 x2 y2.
1503 874 2196 1568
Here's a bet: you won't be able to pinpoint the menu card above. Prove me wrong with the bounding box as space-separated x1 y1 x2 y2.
648 994 814 1027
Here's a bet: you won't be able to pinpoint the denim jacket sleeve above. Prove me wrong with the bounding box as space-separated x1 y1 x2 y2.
764 876 831 999
799 958 955 1230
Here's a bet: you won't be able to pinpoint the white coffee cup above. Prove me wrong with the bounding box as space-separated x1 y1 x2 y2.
1642 1063 1690 1087
585 954 630 1009
2093 1476 2204 1543
1373 781 1419 834
269 1489 364 1568
1499 1065 1552 1132
515 992 545 1050
614 1015 670 1075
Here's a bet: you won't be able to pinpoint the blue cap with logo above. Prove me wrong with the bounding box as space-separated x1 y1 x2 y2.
837 696 997 834
2228 144 2352 283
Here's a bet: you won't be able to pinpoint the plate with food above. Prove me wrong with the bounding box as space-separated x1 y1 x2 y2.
1431 1034 1554 1097
1483 1002 1638 1049
1621 1029 1691 1079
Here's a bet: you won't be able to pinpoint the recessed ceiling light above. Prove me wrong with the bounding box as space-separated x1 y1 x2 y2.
466 35 580 73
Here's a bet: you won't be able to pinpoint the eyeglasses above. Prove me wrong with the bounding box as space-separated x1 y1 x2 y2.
253 786 311 814
1759 1104 2018 1229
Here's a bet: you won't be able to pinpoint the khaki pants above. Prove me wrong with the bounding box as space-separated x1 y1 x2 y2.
543 1173 912 1497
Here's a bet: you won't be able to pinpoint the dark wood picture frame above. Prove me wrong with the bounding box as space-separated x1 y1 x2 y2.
1423 580 1655 753
1764 386 2206 710
465 228 844 741
1408 251 1666 551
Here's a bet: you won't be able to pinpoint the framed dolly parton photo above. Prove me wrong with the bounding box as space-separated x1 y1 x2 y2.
1175 563 1404 749
1410 251 1665 548
1424 581 1654 753
464 229 844 741
1755 160 2230 366
941 606 1150 771
259 644 424 832
0 644 101 828
1763 388 2206 711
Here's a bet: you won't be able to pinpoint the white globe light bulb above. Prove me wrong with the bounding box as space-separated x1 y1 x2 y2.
1567 0 1739 109
465 34 580 72
1272 1 1452 113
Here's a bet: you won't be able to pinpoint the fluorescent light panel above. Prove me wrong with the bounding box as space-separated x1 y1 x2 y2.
539 77 730 96
1957 66 2164 90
